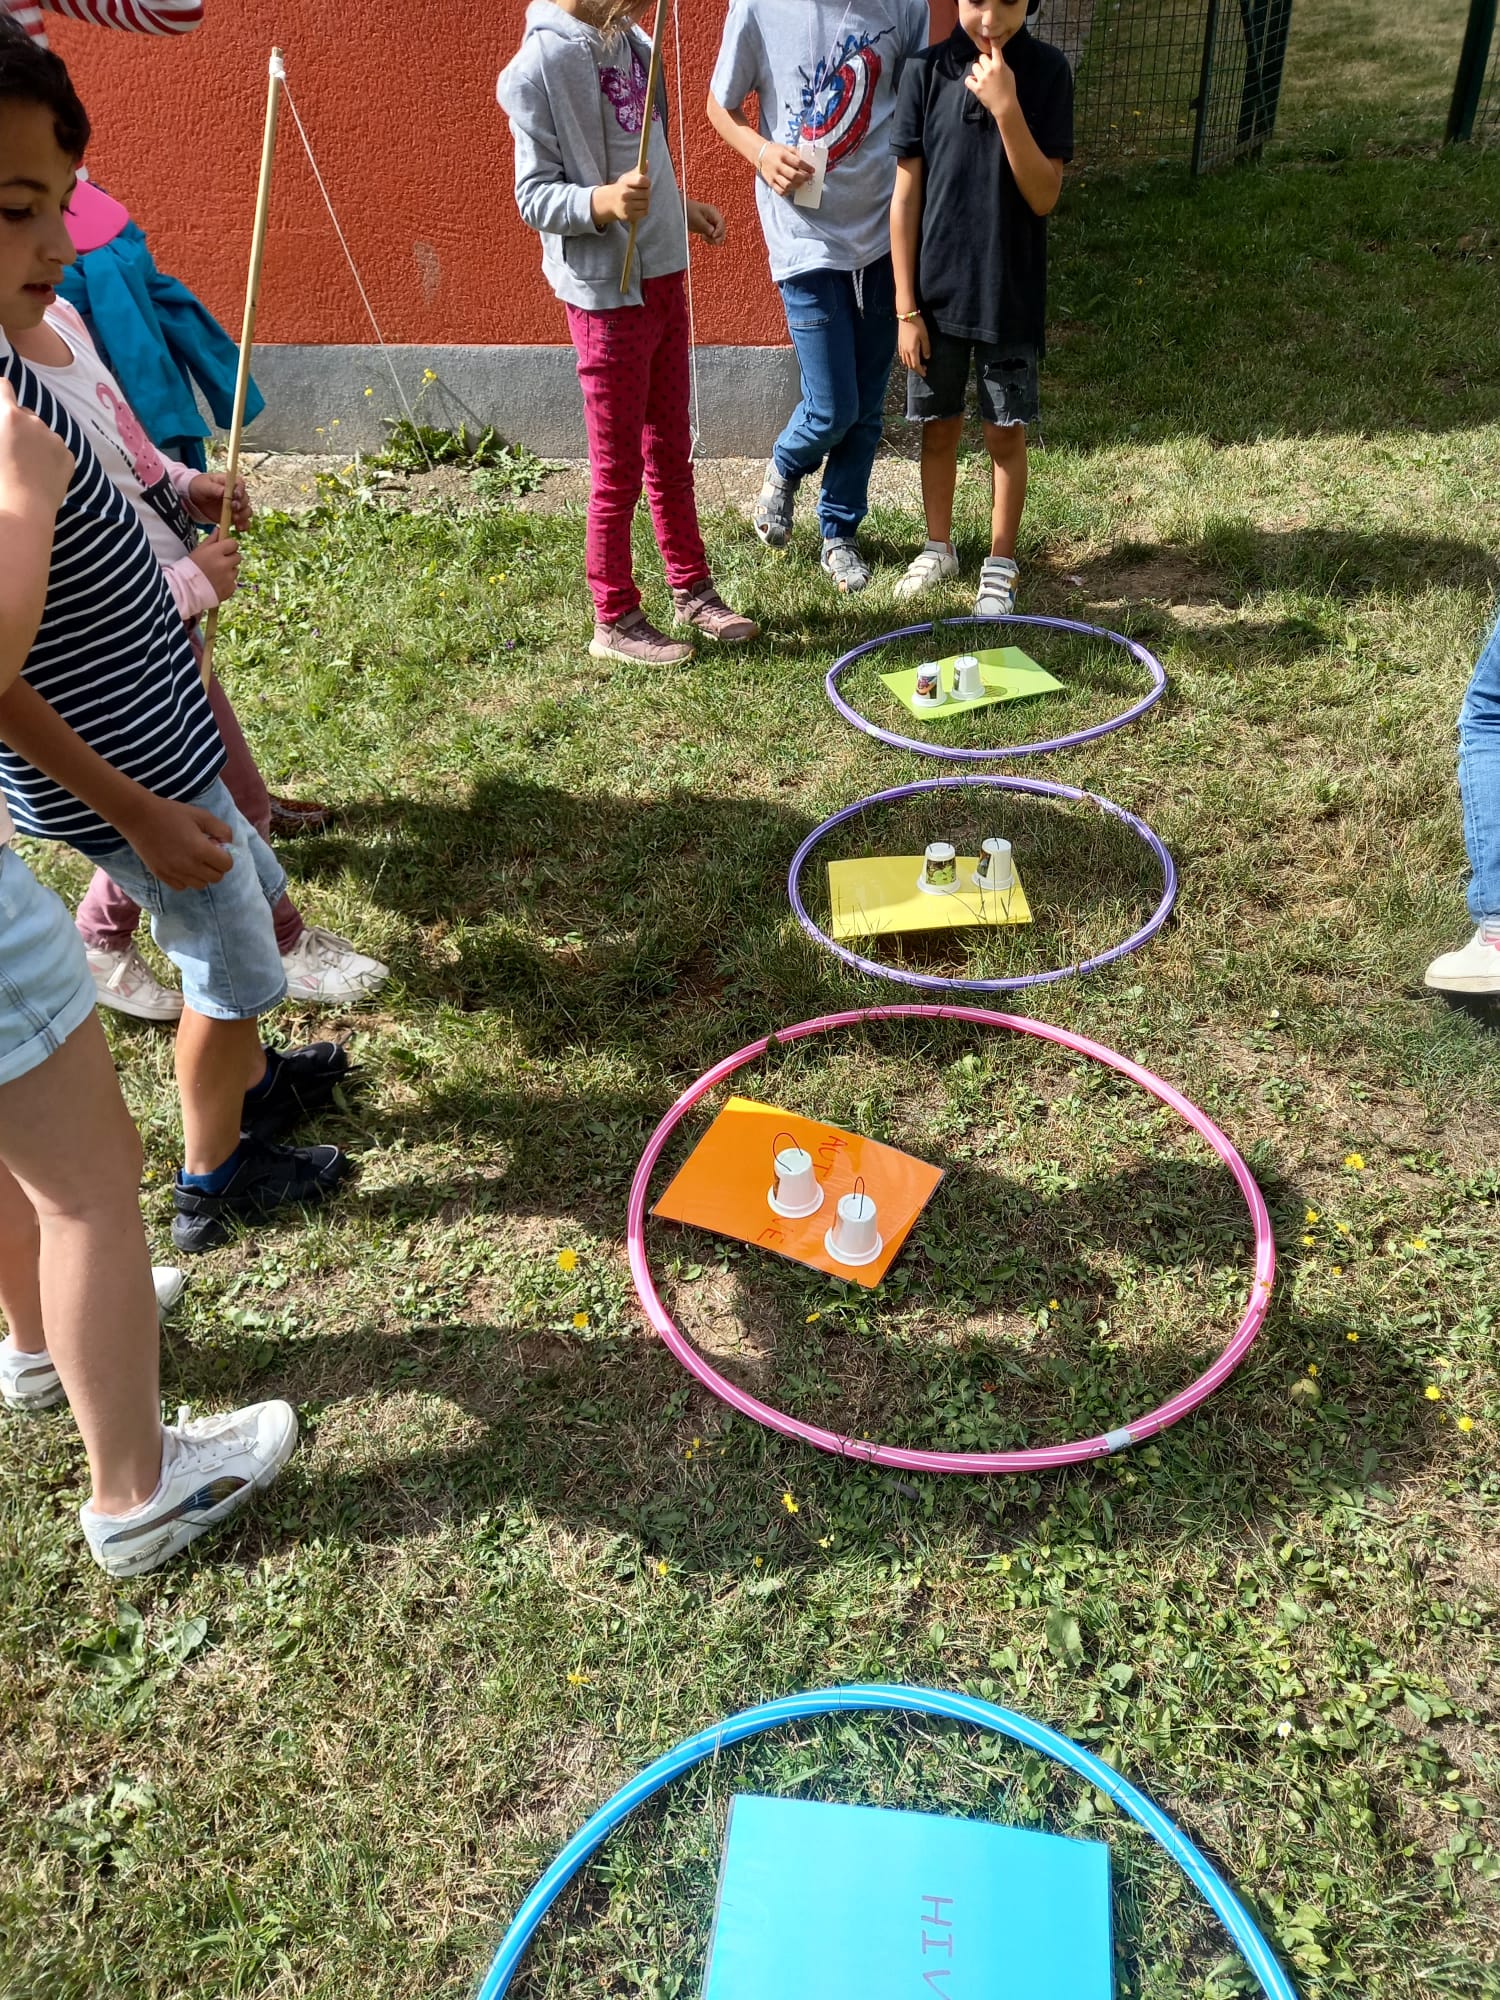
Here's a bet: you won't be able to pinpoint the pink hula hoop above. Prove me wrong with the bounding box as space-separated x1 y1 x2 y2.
627 1006 1276 1475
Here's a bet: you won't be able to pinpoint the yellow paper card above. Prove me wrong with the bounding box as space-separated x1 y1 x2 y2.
827 855 1033 940
880 647 1064 723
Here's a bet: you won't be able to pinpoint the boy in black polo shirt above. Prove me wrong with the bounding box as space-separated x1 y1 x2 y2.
889 0 1072 618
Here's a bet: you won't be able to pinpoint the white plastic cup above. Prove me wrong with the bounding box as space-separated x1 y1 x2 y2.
976 837 1014 891
952 654 985 701
922 841 958 890
768 1143 823 1219
826 1186 883 1267
914 661 944 707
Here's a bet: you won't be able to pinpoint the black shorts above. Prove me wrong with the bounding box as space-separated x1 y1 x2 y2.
907 329 1040 428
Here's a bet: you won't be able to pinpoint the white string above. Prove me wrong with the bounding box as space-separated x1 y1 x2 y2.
670 0 705 464
279 72 434 469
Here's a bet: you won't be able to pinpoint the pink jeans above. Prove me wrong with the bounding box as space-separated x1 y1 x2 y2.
565 272 709 626
74 674 305 956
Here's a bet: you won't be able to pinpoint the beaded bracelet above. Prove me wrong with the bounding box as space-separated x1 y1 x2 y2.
896 308 924 322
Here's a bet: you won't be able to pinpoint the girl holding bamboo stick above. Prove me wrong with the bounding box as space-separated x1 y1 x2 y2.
499 1 758 664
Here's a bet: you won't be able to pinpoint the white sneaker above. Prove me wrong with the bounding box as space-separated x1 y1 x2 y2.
893 541 960 602
280 926 388 1005
86 943 183 1023
1 1336 66 1411
2 1270 188 1413
80 1400 298 1577
975 555 1020 618
153 1266 187 1312
1425 928 1500 995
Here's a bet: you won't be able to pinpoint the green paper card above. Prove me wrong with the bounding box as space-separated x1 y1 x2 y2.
880 647 1064 723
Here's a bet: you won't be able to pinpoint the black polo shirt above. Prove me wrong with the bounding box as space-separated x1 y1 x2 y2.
891 25 1074 351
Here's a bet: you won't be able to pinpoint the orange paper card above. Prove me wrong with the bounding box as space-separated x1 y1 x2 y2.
652 1096 944 1290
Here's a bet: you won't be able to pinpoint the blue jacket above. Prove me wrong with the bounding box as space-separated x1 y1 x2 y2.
57 221 264 471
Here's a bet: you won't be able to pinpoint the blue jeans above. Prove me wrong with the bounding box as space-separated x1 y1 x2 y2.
0 846 97 1087
773 256 898 543
1459 607 1500 925
85 776 289 1020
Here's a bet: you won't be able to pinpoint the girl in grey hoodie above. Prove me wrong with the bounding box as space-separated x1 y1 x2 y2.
499 0 758 664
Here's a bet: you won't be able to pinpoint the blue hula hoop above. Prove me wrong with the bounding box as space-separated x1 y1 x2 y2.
475 1684 1297 2000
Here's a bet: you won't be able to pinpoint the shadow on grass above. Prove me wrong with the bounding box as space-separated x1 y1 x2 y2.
166 1135 1446 1567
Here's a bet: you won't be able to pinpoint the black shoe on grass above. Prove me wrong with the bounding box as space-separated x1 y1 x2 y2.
242 1042 353 1143
171 1138 356 1254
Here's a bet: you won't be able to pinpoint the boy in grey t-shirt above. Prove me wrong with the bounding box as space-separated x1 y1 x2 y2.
709 0 930 594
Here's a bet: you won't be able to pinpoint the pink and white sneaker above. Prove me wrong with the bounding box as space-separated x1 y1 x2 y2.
1425 928 1500 996
86 943 183 1024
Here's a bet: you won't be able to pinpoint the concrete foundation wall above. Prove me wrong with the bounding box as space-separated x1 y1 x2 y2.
241 345 803 460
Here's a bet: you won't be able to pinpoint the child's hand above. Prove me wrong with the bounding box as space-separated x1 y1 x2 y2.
898 313 931 377
687 200 727 245
0 380 74 513
122 793 234 890
758 142 814 197
188 471 250 531
592 169 651 227
189 528 242 604
966 47 1018 119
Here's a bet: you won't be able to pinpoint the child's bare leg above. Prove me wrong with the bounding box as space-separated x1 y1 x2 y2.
985 420 1028 559
0 1016 162 1515
0 1162 44 1353
175 1010 267 1175
919 416 966 547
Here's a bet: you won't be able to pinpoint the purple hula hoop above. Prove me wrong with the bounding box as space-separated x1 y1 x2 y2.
628 1005 1276 1475
826 614 1167 761
788 773 1177 994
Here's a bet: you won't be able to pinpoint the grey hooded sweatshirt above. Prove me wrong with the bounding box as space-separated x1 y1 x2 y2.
498 2 688 313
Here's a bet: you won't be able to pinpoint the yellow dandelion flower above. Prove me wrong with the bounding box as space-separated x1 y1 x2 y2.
1344 1154 1365 1171
573 1311 589 1329
556 1248 578 1272
781 1492 799 1515
567 1671 590 1685
1307 1365 1319 1377
656 1559 669 1576
1457 1416 1475 1433
1346 1330 1359 1343
1410 1238 1428 1252
1331 1266 1343 1277
806 1312 821 1323
753 1555 763 1568
1049 1299 1060 1311
1425 1385 1442 1402
1336 1222 1351 1235
422 368 437 383
364 386 374 397
1301 1234 1315 1247
1305 1209 1319 1224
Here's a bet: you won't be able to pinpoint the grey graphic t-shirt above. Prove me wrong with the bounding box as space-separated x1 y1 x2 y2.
710 0 930 282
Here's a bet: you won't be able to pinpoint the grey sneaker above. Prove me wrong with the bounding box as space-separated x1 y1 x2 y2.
821 538 872 594
80 1400 299 1578
0 1338 66 1411
589 610 694 665
975 555 1019 618
753 460 798 547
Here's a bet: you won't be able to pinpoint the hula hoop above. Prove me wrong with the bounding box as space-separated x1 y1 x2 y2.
826 614 1168 761
628 1006 1274 1475
787 773 1177 995
475 1684 1297 2000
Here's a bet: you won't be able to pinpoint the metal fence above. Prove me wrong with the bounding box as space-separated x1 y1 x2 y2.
1029 0 1294 172
1447 0 1499 143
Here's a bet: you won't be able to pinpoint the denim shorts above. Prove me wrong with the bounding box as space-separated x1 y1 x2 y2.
86 776 289 1021
907 330 1040 428
0 844 98 1087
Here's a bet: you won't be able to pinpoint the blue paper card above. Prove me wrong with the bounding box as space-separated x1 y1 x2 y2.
703 1794 1113 1998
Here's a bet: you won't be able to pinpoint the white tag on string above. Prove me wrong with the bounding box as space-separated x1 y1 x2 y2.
793 140 829 209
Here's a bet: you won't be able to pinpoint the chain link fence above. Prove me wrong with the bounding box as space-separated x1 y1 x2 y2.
1029 0 1293 172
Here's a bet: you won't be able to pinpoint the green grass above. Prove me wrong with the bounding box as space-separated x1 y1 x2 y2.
5 14 1500 1998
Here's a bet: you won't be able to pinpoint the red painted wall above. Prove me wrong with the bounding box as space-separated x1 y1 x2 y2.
51 1 957 349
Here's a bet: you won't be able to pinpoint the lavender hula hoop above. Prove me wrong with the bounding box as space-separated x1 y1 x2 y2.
628 1006 1276 1476
827 614 1168 761
789 774 1176 995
